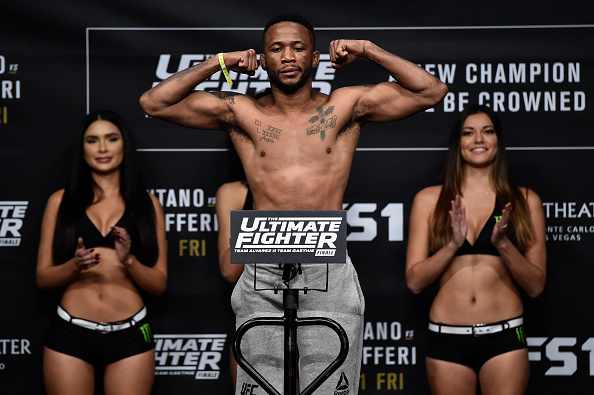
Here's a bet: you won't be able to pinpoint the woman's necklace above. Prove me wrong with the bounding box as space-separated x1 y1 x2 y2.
463 188 492 196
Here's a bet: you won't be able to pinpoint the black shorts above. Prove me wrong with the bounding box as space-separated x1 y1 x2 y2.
45 309 155 365
426 323 527 372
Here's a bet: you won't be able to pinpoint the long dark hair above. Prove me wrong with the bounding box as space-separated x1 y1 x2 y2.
430 104 534 253
52 110 158 266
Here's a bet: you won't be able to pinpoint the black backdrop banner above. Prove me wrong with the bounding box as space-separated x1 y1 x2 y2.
1 1 594 393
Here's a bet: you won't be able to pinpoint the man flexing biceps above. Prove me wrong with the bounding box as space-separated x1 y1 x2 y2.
140 13 447 395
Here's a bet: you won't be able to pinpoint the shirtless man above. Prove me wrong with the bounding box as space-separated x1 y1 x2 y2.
140 13 447 395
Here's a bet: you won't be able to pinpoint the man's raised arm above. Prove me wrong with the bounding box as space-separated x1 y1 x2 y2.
330 40 448 123
139 50 258 129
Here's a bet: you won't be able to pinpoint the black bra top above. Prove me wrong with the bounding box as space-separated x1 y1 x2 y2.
454 200 515 257
242 185 253 210
75 210 139 254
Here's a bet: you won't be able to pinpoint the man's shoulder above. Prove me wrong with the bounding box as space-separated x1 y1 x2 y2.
324 86 369 110
326 85 366 99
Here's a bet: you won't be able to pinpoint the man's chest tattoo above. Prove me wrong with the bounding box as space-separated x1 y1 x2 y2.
255 118 282 144
307 106 337 141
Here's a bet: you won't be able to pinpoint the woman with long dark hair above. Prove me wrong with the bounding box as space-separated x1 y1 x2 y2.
406 104 546 394
36 110 167 395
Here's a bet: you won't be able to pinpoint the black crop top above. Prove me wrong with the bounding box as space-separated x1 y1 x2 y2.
454 200 516 257
75 210 140 255
242 186 253 210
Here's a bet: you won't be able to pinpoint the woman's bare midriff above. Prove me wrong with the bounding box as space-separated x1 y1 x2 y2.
429 253 524 325
60 247 144 322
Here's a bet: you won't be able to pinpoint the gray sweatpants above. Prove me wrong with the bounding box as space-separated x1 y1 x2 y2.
231 254 365 395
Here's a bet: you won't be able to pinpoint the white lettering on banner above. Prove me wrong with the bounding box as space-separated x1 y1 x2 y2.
442 91 470 112
542 202 594 219
165 213 216 233
343 203 404 242
148 189 218 233
419 63 457 84
149 188 205 208
148 53 587 112
346 203 377 241
479 91 585 112
152 54 336 95
546 233 581 242
364 322 402 341
362 322 416 367
155 54 205 80
566 226 594 233
543 201 594 242
443 90 586 112
154 334 226 380
0 54 21 102
465 62 580 84
314 61 337 80
1 80 20 99
362 346 417 366
420 61 586 112
0 201 27 247
0 339 32 355
542 202 594 242
528 336 594 376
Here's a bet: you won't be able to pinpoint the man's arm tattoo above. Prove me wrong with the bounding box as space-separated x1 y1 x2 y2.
168 62 208 82
216 92 241 105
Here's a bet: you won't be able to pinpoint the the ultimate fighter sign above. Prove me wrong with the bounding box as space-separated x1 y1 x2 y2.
230 210 347 264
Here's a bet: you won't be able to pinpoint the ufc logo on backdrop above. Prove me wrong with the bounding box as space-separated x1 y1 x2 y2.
240 383 259 395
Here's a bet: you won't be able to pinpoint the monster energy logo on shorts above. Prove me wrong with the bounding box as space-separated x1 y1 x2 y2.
516 326 526 344
140 323 153 344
